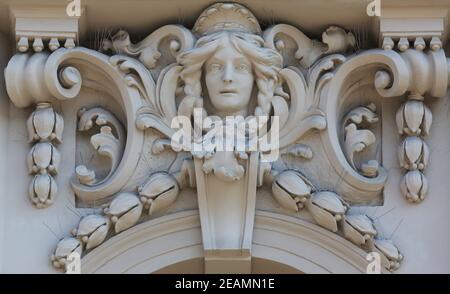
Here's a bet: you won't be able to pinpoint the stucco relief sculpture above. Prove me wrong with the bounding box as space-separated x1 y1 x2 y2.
5 2 450 273
27 102 63 208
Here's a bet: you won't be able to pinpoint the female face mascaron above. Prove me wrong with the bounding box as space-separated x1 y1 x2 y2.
204 41 254 117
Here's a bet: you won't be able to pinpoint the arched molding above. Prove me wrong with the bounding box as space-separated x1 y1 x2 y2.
82 210 385 274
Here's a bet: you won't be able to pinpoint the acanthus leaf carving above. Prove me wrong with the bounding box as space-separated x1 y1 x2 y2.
12 2 450 273
129 61 184 138
263 24 354 69
276 66 328 149
103 25 195 70
75 107 125 187
285 144 313 160
343 103 380 177
53 19 402 272
37 47 150 202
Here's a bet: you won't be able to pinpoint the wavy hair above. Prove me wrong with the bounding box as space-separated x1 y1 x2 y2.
176 31 284 117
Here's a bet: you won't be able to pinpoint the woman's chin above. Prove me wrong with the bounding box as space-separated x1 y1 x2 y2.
213 107 248 117
212 102 248 116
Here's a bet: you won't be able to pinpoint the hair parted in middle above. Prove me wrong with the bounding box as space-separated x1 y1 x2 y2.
176 31 287 118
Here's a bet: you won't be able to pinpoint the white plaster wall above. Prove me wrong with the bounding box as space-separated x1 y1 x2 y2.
376 97 450 273
1 104 78 273
0 32 10 273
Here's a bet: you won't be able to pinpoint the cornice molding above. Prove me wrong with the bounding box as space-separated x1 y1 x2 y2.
378 6 448 50
9 4 85 52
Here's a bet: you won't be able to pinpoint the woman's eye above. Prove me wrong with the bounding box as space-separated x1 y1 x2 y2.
237 64 249 71
209 64 222 71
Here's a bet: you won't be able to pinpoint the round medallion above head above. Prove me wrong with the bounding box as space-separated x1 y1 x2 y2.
193 2 261 36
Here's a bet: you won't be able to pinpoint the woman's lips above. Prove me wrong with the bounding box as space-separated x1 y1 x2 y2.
219 89 237 94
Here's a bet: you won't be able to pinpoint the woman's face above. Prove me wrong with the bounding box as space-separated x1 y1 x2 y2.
204 43 254 116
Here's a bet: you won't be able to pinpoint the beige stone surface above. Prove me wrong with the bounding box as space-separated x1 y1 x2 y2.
0 0 449 274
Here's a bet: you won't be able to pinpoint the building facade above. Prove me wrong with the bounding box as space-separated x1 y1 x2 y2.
0 0 449 274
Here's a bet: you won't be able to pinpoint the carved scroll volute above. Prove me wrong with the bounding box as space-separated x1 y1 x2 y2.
40 1 416 273
102 24 195 77
264 24 355 69
39 48 147 203
320 50 411 204
5 53 54 108
326 47 445 205
4 18 196 205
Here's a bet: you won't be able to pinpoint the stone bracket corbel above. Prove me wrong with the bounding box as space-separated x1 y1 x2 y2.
378 6 447 51
5 5 84 208
376 6 449 203
9 4 85 52
374 42 450 203
194 152 259 274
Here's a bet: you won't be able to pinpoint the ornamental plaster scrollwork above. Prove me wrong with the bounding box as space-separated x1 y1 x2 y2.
75 107 125 186
102 25 195 72
379 42 446 203
5 2 450 273
343 103 380 177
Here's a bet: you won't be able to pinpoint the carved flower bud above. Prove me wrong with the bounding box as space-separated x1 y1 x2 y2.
27 102 64 143
29 174 57 208
305 191 348 232
373 239 403 272
271 170 311 212
104 193 143 233
396 100 432 136
138 172 180 215
73 215 110 250
401 171 428 203
342 214 377 246
27 142 61 175
52 237 82 270
398 136 429 171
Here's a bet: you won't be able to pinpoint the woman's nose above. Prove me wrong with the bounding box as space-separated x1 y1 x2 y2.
222 63 234 83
